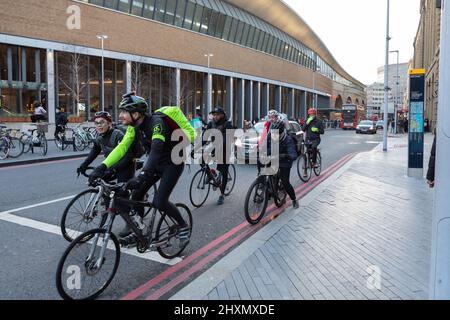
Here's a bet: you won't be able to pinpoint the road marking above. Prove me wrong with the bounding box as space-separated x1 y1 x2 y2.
0 201 181 266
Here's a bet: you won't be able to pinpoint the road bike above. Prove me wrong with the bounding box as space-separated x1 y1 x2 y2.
189 161 236 208
297 140 322 183
244 162 287 225
56 178 192 300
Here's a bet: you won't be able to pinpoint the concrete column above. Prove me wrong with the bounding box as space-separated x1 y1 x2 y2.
237 78 244 128
21 48 27 82
275 85 281 112
254 82 261 120
175 68 181 107
226 77 233 123
245 80 253 122
300 91 307 119
46 49 56 124
207 73 212 114
7 47 12 82
126 60 132 94
288 88 295 119
261 83 269 116
430 2 450 300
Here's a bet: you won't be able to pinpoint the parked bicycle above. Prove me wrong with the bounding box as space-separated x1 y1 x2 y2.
0 125 24 159
73 123 95 151
19 123 48 156
60 166 156 242
297 140 322 183
54 125 76 151
189 160 236 208
56 177 192 300
244 162 287 225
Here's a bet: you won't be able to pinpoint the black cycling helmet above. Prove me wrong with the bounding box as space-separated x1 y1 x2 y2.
94 111 113 123
118 92 148 114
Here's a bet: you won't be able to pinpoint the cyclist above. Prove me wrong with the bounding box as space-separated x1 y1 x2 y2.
54 107 68 139
205 107 233 205
88 93 191 247
302 108 324 168
258 110 299 209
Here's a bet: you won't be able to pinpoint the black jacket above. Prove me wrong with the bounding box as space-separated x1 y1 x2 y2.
302 117 324 141
55 112 68 126
205 117 234 162
426 136 436 181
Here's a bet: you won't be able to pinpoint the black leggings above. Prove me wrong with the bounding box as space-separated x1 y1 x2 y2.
217 164 229 195
309 139 321 164
279 166 296 201
131 163 186 227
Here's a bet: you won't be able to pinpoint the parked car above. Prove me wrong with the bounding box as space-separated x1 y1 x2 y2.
235 120 304 162
356 120 377 134
376 120 384 130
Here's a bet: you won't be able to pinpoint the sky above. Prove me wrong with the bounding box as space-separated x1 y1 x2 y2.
283 0 421 85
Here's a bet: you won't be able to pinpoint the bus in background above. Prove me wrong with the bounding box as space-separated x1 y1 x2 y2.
341 104 364 129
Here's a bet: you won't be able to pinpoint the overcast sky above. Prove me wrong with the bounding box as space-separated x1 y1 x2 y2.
283 0 421 85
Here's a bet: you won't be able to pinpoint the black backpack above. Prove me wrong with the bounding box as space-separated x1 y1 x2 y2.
288 130 302 155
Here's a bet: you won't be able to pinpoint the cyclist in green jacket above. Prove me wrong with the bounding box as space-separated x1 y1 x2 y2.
302 108 324 168
89 93 191 247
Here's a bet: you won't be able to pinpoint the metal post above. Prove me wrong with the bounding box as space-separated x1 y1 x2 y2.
430 0 450 299
204 54 213 115
383 0 390 152
390 50 399 134
97 35 108 111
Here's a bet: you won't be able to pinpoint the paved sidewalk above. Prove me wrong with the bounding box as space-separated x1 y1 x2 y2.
171 134 435 300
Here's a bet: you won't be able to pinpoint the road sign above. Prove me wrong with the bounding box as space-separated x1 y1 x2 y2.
408 69 425 177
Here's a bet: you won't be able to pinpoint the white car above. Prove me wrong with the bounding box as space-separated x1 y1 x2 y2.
356 120 377 134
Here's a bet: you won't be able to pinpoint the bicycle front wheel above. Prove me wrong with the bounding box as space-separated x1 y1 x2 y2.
274 176 287 208
0 137 10 159
39 135 48 156
314 152 322 176
156 203 193 259
244 177 268 225
7 137 24 158
74 134 86 151
60 189 107 242
297 154 312 183
223 164 236 196
54 134 64 150
56 229 120 300
189 169 211 208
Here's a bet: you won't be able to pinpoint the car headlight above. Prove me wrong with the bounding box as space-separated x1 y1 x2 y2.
356 126 360 129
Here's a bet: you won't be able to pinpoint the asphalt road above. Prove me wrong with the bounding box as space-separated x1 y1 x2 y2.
0 129 382 300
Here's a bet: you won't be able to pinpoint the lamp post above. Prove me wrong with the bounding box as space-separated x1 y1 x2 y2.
389 50 399 134
97 35 108 112
204 53 213 116
382 0 390 152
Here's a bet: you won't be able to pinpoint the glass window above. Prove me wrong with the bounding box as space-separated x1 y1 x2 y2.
246 25 254 47
227 18 238 42
191 4 203 32
131 0 144 15
234 21 244 43
240 23 249 45
104 0 119 9
118 0 131 13
208 10 220 36
257 31 265 51
252 29 260 49
183 0 195 29
0 44 7 80
221 16 232 40
24 48 36 83
143 0 155 19
164 0 177 24
90 0 104 6
153 0 165 22
174 0 186 27
214 13 226 38
266 36 274 54
200 7 212 34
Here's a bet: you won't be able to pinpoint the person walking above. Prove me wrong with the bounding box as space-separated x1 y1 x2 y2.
426 134 436 188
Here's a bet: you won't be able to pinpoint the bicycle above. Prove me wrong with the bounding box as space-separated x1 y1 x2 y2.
297 140 322 183
244 162 287 225
54 125 76 151
19 123 48 156
56 178 192 300
189 161 236 208
0 125 24 159
60 167 157 242
73 123 95 151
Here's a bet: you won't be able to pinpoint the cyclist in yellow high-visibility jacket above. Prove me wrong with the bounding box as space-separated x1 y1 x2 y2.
302 108 324 168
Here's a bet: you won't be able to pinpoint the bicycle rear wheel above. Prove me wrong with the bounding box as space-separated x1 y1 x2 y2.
60 189 108 242
74 133 86 151
7 137 24 158
20 134 32 153
297 154 312 183
244 177 268 225
39 135 48 156
0 137 9 159
314 152 322 176
156 203 193 259
189 169 211 208
54 133 64 150
56 228 120 300
223 164 236 196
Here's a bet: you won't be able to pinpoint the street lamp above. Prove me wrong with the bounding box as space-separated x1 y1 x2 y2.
97 35 108 112
204 53 214 69
389 50 400 134
382 0 390 152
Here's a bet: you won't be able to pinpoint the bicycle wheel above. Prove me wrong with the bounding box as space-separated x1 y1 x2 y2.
189 169 211 208
7 137 24 158
156 203 193 259
56 228 120 300
60 189 108 242
20 134 32 153
74 133 86 151
314 152 322 176
273 176 287 208
0 137 9 160
54 133 64 150
297 154 312 183
244 177 268 225
39 135 48 156
223 164 236 196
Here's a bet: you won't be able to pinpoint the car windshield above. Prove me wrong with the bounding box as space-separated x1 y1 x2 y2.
360 121 373 125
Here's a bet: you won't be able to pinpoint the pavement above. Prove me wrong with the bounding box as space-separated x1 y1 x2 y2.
170 133 435 300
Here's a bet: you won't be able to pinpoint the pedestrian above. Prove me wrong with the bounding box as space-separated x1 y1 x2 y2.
424 118 429 133
31 101 47 123
404 119 408 133
426 133 436 188
334 119 338 129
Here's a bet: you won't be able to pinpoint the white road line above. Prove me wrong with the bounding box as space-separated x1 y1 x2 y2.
0 195 76 214
0 202 182 266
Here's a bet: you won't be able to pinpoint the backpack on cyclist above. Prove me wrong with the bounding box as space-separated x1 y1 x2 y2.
288 130 302 155
154 106 197 144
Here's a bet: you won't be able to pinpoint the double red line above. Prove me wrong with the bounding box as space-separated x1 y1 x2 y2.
121 152 356 300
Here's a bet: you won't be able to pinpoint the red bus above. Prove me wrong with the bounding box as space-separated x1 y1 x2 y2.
341 104 363 129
